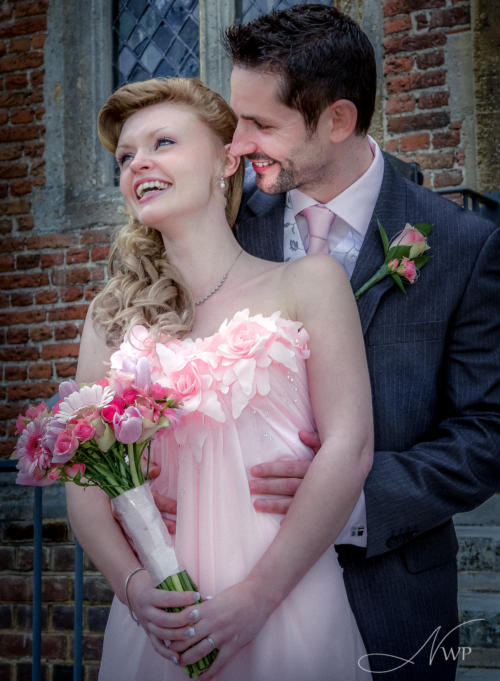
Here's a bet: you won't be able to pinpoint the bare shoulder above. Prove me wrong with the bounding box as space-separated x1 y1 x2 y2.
77 301 114 383
282 255 353 316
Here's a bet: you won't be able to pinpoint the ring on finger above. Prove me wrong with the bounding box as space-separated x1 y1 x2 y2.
207 635 217 651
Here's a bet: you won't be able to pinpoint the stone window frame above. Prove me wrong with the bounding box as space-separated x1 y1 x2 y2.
34 0 236 233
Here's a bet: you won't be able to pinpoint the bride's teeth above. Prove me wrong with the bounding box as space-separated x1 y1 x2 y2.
136 180 168 199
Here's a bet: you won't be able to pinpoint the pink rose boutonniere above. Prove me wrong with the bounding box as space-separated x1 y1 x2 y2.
354 221 432 300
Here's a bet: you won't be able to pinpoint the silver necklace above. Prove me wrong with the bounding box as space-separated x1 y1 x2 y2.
194 249 243 306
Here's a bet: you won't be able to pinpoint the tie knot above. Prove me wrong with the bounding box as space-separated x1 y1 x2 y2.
301 205 335 255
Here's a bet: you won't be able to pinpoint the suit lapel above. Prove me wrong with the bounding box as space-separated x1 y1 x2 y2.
351 160 409 335
235 187 285 262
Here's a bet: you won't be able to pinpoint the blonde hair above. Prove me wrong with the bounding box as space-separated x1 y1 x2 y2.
93 77 244 347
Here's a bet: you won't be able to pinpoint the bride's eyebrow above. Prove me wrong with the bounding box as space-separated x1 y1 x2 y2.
115 126 174 156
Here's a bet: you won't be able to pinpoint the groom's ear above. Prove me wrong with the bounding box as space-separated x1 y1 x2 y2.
327 99 358 143
223 143 241 178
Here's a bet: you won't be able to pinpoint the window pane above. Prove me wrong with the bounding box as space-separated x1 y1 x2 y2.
238 0 332 24
113 0 200 88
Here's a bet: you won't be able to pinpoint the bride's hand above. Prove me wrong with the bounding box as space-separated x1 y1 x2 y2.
171 580 273 679
126 569 201 665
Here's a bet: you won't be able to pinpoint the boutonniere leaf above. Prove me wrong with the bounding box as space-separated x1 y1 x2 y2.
354 222 433 300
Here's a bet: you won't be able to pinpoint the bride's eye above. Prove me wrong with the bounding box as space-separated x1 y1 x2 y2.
117 152 134 167
156 137 174 149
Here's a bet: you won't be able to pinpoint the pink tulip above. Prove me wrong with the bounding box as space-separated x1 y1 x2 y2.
134 395 156 422
59 379 80 399
113 406 143 444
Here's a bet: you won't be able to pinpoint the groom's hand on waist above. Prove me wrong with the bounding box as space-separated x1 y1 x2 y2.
248 430 319 514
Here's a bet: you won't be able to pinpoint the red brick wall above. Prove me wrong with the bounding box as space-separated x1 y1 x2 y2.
0 1 111 459
0 5 110 677
383 0 470 190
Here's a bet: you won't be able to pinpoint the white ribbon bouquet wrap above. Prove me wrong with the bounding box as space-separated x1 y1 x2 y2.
113 483 180 584
112 483 217 679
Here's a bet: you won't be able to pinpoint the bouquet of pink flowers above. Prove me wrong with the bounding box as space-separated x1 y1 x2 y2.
13 359 217 679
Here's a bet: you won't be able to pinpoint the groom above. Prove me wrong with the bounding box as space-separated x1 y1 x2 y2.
223 4 500 680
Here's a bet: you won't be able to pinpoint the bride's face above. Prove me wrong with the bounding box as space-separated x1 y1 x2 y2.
116 101 224 230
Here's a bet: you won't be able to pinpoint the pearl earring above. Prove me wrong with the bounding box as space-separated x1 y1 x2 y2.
220 177 226 190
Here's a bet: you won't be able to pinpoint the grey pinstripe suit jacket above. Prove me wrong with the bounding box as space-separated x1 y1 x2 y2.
235 159 500 680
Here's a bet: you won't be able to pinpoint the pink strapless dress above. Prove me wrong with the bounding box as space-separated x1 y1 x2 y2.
99 310 370 681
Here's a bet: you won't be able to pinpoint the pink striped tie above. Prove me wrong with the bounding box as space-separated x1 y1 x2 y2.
301 205 335 255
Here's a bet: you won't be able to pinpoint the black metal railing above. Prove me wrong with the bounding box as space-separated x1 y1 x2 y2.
438 188 500 224
0 459 83 681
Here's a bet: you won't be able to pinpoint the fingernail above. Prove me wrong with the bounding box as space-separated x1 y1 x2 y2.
188 608 199 621
170 656 179 665
184 627 195 637
253 465 263 475
164 640 171 647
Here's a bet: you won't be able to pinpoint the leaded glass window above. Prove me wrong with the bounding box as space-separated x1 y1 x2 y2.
237 0 332 24
113 0 200 88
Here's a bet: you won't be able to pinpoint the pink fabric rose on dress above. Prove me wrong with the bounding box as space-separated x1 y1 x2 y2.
217 311 275 363
168 362 224 421
215 310 304 419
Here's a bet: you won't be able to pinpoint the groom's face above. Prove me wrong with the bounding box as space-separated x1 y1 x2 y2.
230 66 333 200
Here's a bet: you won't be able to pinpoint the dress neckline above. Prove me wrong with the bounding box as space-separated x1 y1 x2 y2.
182 308 302 345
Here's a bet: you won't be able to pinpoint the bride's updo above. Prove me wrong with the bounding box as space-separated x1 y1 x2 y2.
93 77 244 347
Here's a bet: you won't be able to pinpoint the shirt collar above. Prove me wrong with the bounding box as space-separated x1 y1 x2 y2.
289 136 384 239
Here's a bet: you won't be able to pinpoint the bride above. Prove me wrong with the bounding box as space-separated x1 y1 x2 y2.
66 77 373 681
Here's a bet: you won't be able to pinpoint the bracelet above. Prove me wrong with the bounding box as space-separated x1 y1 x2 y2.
124 566 146 624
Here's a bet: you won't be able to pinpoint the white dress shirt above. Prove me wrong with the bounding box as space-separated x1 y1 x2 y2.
283 136 384 546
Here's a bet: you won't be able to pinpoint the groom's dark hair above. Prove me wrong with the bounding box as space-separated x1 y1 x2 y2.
224 3 376 136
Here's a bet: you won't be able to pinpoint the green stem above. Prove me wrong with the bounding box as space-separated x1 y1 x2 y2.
156 570 216 678
128 443 141 488
354 263 389 300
